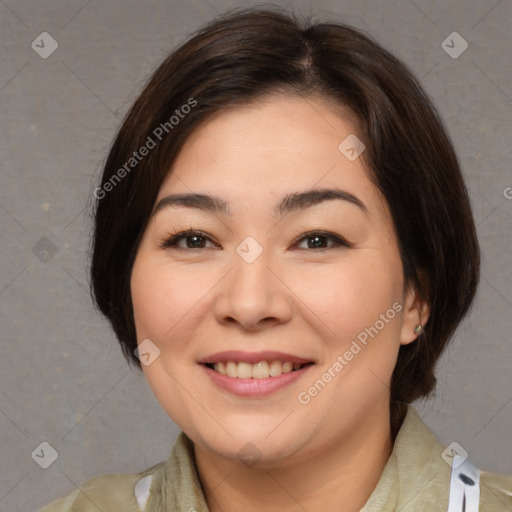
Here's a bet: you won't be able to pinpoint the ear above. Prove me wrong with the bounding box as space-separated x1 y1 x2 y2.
400 281 430 346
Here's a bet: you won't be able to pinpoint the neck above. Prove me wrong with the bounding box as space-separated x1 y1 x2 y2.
194 401 395 512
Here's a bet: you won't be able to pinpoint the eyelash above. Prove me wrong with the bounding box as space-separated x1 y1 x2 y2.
158 229 352 251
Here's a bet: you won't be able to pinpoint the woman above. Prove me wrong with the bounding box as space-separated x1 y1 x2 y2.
40 7 511 512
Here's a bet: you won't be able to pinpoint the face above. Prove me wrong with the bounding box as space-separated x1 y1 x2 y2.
130 94 425 466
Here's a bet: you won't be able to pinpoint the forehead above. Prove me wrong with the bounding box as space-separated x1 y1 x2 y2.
156 94 385 217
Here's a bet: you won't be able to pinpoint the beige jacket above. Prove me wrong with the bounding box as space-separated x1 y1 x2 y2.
39 406 511 511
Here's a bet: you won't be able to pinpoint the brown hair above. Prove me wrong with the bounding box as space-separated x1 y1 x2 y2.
90 7 480 419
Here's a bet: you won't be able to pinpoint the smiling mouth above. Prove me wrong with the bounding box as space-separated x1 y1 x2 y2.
204 361 313 379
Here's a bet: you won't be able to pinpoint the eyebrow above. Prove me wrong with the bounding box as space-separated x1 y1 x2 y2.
152 188 368 218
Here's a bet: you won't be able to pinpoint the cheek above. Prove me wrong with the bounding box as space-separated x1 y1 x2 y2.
290 255 404 422
131 253 206 428
131 255 201 345
289 253 403 345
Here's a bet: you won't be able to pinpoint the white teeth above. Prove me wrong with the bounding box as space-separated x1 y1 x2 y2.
225 361 238 378
269 360 282 377
282 362 293 374
237 362 252 379
212 360 305 378
252 361 270 379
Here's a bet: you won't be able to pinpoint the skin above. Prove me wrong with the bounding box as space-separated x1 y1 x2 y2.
130 94 429 512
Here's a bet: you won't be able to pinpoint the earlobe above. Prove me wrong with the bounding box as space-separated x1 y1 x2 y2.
399 282 430 346
413 324 424 336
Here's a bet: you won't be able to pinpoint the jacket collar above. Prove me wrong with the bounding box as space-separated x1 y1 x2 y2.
149 405 451 511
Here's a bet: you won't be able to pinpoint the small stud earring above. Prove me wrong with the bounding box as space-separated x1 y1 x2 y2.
414 324 424 335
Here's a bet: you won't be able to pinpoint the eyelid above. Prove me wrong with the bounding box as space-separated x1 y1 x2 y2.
158 229 219 249
292 230 352 249
158 229 352 251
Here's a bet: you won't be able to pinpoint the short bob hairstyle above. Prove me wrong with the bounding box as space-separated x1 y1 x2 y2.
90 8 479 418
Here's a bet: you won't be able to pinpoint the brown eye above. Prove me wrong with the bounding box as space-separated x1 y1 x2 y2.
160 230 218 250
182 234 208 248
296 231 351 250
306 234 329 249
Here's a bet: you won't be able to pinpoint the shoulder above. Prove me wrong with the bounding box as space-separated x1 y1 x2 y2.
37 463 165 512
388 406 511 511
480 470 512 511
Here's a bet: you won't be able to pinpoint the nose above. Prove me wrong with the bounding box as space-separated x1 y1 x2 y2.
212 246 293 331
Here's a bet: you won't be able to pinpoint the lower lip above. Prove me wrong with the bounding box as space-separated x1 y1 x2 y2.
202 364 313 397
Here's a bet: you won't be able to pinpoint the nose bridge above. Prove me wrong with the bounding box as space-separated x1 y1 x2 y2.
213 235 292 327
231 236 275 302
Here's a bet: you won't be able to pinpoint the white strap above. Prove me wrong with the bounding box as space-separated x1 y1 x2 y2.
134 474 153 511
447 455 480 512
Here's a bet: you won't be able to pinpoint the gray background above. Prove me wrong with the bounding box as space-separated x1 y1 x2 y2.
0 0 511 510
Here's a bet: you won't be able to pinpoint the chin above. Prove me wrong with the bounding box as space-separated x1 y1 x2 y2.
193 418 311 465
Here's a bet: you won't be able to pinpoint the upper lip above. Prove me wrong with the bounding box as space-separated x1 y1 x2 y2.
198 351 313 365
